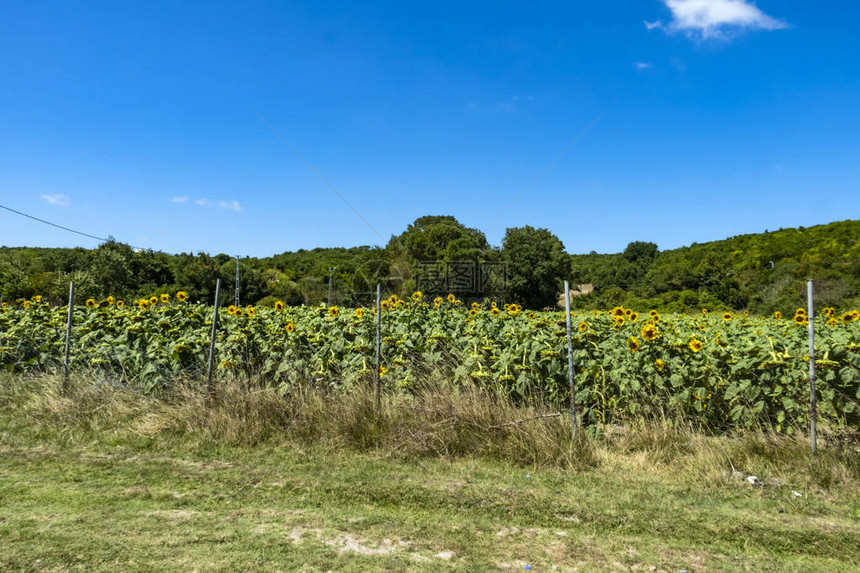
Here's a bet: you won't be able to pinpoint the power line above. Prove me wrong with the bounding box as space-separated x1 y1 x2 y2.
0 203 142 250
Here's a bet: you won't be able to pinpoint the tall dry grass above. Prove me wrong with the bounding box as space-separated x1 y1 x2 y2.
2 371 858 492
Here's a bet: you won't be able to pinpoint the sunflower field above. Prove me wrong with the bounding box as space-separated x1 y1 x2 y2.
1 293 859 432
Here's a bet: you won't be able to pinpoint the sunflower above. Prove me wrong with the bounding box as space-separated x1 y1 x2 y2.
641 323 658 341
160 293 170 303
116 300 124 308
827 317 838 327
613 316 625 327
722 312 732 321
176 291 188 302
743 310 750 316
433 297 443 308
454 299 462 307
491 307 500 316
148 296 157 305
379 366 387 377
234 307 244 316
354 308 364 318
85 299 96 308
274 301 284 311
469 309 478 317
285 322 295 333
651 313 661 323
794 314 808 325
843 312 855 323
689 339 703 353
655 358 665 371
702 309 709 314
795 308 806 317
627 337 640 353
629 311 638 322
1 302 7 309
411 291 422 301
33 295 43 303
773 311 782 319
227 305 237 314
624 308 633 317
246 306 255 316
23 300 31 309
329 306 339 317
139 300 150 310
612 306 625 318
447 293 456 303
106 296 115 305
851 310 860 321
578 321 588 332
528 312 536 319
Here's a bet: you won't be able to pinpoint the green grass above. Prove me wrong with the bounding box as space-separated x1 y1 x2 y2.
1 373 858 572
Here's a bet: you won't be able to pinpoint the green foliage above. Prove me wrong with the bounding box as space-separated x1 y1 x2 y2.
2 298 857 432
502 226 569 309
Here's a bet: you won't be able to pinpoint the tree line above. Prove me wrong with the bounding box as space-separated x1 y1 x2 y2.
2 216 859 312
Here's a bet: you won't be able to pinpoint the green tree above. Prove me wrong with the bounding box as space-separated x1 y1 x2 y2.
502 226 570 309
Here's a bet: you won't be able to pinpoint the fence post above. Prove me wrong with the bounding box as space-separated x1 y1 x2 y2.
206 278 222 403
63 281 75 392
564 280 577 431
375 283 382 409
807 279 817 454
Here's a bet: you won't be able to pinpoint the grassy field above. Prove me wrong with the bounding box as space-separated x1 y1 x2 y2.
1 373 858 572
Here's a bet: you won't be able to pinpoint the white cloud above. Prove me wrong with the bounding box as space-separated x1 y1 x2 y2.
41 194 70 207
635 62 653 70
218 200 242 212
170 196 188 203
646 0 787 39
195 198 208 206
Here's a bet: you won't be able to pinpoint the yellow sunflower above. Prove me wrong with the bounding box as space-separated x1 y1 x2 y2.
246 306 255 316
329 306 339 317
274 301 285 311
722 312 732 321
447 293 456 303
106 296 115 305
160 293 170 303
655 358 665 371
773 311 782 319
629 311 638 323
85 299 96 308
491 307 500 316
627 337 640 353
641 323 658 341
355 308 364 318
116 300 125 308
149 296 158 305
285 322 295 333
469 309 478 317
578 321 588 332
23 300 31 309
176 291 188 302
689 339 703 353
649 309 658 318
794 314 808 325
411 291 422 301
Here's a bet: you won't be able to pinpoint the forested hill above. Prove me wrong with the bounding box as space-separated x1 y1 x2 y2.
569 220 860 313
1 218 859 312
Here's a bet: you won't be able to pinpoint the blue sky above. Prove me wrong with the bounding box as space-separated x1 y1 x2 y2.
1 1 858 257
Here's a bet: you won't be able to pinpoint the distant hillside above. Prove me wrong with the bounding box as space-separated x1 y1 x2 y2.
2 219 859 312
569 220 860 313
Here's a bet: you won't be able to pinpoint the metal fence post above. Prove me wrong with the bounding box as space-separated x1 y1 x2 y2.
206 278 222 403
63 281 75 391
807 279 817 454
564 280 577 431
375 283 382 409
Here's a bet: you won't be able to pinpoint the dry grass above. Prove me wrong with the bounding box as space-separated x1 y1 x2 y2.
3 371 858 494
